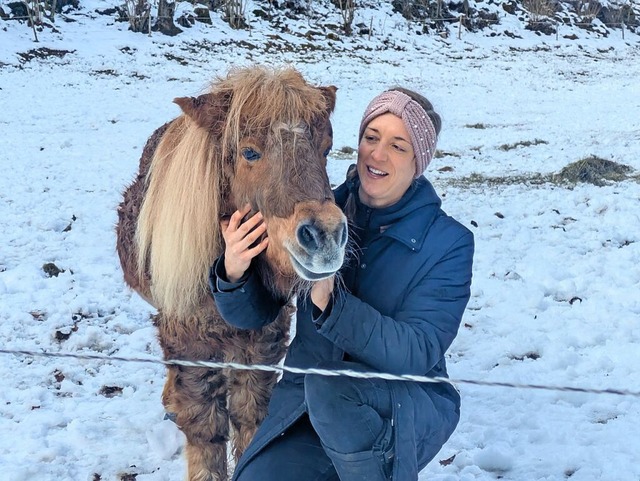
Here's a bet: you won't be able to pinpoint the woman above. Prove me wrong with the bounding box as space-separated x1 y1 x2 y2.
210 88 474 480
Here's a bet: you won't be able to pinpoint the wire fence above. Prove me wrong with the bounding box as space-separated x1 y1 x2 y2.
2 347 640 398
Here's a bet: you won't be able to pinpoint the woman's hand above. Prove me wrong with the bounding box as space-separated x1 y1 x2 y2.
221 204 269 283
310 276 335 312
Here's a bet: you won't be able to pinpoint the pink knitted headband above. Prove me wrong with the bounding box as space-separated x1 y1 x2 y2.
359 90 438 177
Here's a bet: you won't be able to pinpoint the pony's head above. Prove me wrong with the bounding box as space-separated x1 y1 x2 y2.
137 66 347 316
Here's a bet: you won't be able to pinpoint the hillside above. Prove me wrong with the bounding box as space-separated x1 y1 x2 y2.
2 0 639 51
1 1 640 481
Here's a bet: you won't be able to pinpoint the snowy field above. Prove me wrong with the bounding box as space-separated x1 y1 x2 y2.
1 2 640 480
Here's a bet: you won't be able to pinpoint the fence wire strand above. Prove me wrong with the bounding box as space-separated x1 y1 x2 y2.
1 348 639 398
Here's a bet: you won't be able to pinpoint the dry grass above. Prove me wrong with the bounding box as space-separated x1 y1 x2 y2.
498 138 548 151
439 156 635 188
441 172 551 188
552 155 633 186
523 0 557 21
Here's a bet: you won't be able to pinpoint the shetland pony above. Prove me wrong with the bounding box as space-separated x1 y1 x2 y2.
116 66 347 481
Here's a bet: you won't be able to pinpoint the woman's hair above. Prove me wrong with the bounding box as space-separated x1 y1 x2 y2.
389 87 442 136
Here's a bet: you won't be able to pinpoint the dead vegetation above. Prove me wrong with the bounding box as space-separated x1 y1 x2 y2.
4 0 638 42
17 47 74 63
498 138 549 151
440 156 636 188
553 155 633 186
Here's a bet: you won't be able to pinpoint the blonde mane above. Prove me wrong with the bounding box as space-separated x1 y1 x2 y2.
135 66 328 318
136 116 225 318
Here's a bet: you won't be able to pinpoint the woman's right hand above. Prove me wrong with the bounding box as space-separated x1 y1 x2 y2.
220 204 269 283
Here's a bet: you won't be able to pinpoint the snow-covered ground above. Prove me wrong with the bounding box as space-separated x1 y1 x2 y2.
1 2 639 480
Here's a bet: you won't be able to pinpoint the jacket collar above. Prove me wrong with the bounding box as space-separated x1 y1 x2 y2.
335 167 442 252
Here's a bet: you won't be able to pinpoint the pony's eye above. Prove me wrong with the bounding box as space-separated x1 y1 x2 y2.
242 148 261 162
323 147 332 157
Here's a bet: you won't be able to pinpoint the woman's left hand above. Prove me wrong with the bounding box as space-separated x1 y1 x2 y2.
310 276 335 312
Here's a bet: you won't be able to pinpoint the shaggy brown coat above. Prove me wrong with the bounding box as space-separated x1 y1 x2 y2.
116 66 346 481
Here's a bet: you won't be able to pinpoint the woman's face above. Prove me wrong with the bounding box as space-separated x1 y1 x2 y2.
357 113 416 208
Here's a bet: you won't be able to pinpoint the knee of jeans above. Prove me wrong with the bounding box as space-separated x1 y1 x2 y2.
305 373 354 419
304 372 334 409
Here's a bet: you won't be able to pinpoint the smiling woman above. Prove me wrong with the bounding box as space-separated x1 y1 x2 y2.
356 88 441 208
358 112 417 208
210 86 474 481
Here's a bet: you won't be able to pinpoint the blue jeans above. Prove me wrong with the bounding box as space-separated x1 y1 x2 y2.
235 361 394 481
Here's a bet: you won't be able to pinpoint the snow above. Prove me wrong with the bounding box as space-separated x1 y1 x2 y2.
1 2 639 480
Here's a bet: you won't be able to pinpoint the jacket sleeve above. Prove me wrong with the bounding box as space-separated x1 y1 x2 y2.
209 256 285 330
318 231 474 375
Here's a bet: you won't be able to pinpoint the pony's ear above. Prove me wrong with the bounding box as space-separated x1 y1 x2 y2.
174 92 231 135
319 86 338 114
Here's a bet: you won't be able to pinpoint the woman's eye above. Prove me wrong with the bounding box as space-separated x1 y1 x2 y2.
242 148 261 162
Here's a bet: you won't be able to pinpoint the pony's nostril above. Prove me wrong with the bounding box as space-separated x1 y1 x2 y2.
337 222 348 248
298 223 320 252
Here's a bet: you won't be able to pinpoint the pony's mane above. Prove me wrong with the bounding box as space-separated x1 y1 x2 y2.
136 66 329 318
136 116 224 318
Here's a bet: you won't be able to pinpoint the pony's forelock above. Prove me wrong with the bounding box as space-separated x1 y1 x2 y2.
214 67 328 160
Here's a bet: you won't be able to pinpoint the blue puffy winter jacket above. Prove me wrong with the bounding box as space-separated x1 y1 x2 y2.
211 172 474 480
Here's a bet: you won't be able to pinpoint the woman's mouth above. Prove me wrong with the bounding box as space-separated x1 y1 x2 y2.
367 165 388 177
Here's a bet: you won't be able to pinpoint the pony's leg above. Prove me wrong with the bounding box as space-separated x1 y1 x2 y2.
163 366 229 481
227 368 280 461
226 306 292 463
158 313 231 481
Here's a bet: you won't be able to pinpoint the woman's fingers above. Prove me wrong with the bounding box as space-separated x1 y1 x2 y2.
243 218 268 246
246 235 269 257
237 211 265 237
221 205 269 282
227 214 267 249
223 206 260 238
226 204 252 232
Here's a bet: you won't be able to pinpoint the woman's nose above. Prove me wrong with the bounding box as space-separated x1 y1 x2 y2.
371 144 387 162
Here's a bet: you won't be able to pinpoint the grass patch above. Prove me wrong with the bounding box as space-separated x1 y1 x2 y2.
552 155 633 186
330 146 357 160
18 48 74 63
443 172 552 188
439 156 635 188
434 150 461 159
498 138 548 151
464 123 487 129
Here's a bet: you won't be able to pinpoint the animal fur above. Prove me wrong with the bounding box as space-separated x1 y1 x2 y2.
116 65 344 481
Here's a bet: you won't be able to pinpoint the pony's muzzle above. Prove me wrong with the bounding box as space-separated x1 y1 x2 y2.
297 221 348 254
285 206 348 281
